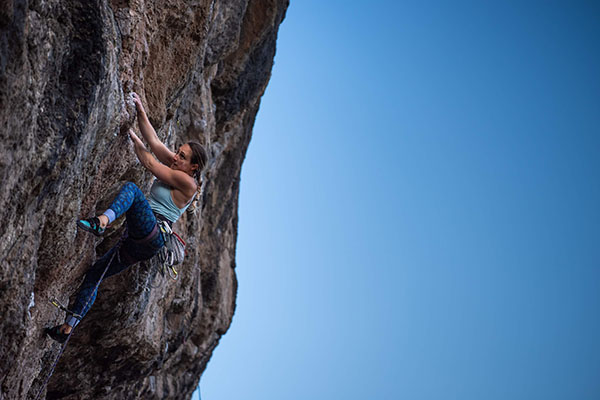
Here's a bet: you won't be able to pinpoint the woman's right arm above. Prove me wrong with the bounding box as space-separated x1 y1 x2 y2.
132 92 175 166
129 129 197 198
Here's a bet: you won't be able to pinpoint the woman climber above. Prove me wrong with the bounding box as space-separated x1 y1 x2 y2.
45 93 207 343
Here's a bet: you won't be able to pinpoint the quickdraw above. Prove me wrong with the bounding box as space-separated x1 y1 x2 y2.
166 265 178 280
156 220 186 275
157 261 179 281
49 298 82 321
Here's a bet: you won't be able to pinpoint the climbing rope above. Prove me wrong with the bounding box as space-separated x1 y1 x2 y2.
34 243 121 400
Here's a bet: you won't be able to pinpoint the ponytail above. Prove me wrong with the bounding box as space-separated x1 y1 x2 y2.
186 141 208 213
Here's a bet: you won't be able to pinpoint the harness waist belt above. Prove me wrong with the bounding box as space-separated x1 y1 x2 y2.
154 212 173 228
131 223 159 244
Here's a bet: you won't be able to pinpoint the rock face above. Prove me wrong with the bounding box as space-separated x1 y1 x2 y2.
0 0 288 398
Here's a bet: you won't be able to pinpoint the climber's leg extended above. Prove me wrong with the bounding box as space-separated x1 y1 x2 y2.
64 245 130 328
62 234 164 329
45 244 125 342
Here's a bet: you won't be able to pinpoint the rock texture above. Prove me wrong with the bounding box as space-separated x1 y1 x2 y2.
0 0 288 398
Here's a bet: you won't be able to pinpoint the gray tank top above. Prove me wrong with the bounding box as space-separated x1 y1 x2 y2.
148 179 194 223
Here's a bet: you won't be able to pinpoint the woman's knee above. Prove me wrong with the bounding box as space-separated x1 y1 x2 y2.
122 181 139 192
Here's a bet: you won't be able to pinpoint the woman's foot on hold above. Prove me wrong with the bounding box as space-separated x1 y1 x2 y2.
77 215 108 236
44 324 71 344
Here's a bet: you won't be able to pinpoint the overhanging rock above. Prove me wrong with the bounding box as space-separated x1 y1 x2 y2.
0 0 288 398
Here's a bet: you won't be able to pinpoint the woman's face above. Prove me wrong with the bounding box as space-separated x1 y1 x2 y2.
171 144 198 175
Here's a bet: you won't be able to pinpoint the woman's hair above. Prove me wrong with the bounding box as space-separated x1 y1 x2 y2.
187 141 207 182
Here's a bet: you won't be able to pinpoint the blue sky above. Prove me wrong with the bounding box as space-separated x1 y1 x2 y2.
195 1 600 399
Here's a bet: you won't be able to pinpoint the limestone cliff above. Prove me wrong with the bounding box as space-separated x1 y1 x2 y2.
0 0 288 398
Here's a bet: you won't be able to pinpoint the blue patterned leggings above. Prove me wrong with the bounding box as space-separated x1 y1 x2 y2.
108 181 158 239
67 182 164 327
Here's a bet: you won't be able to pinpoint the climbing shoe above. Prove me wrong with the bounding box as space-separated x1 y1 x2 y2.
44 326 68 344
77 217 105 236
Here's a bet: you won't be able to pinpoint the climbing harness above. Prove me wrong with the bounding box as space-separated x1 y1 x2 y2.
125 220 180 295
